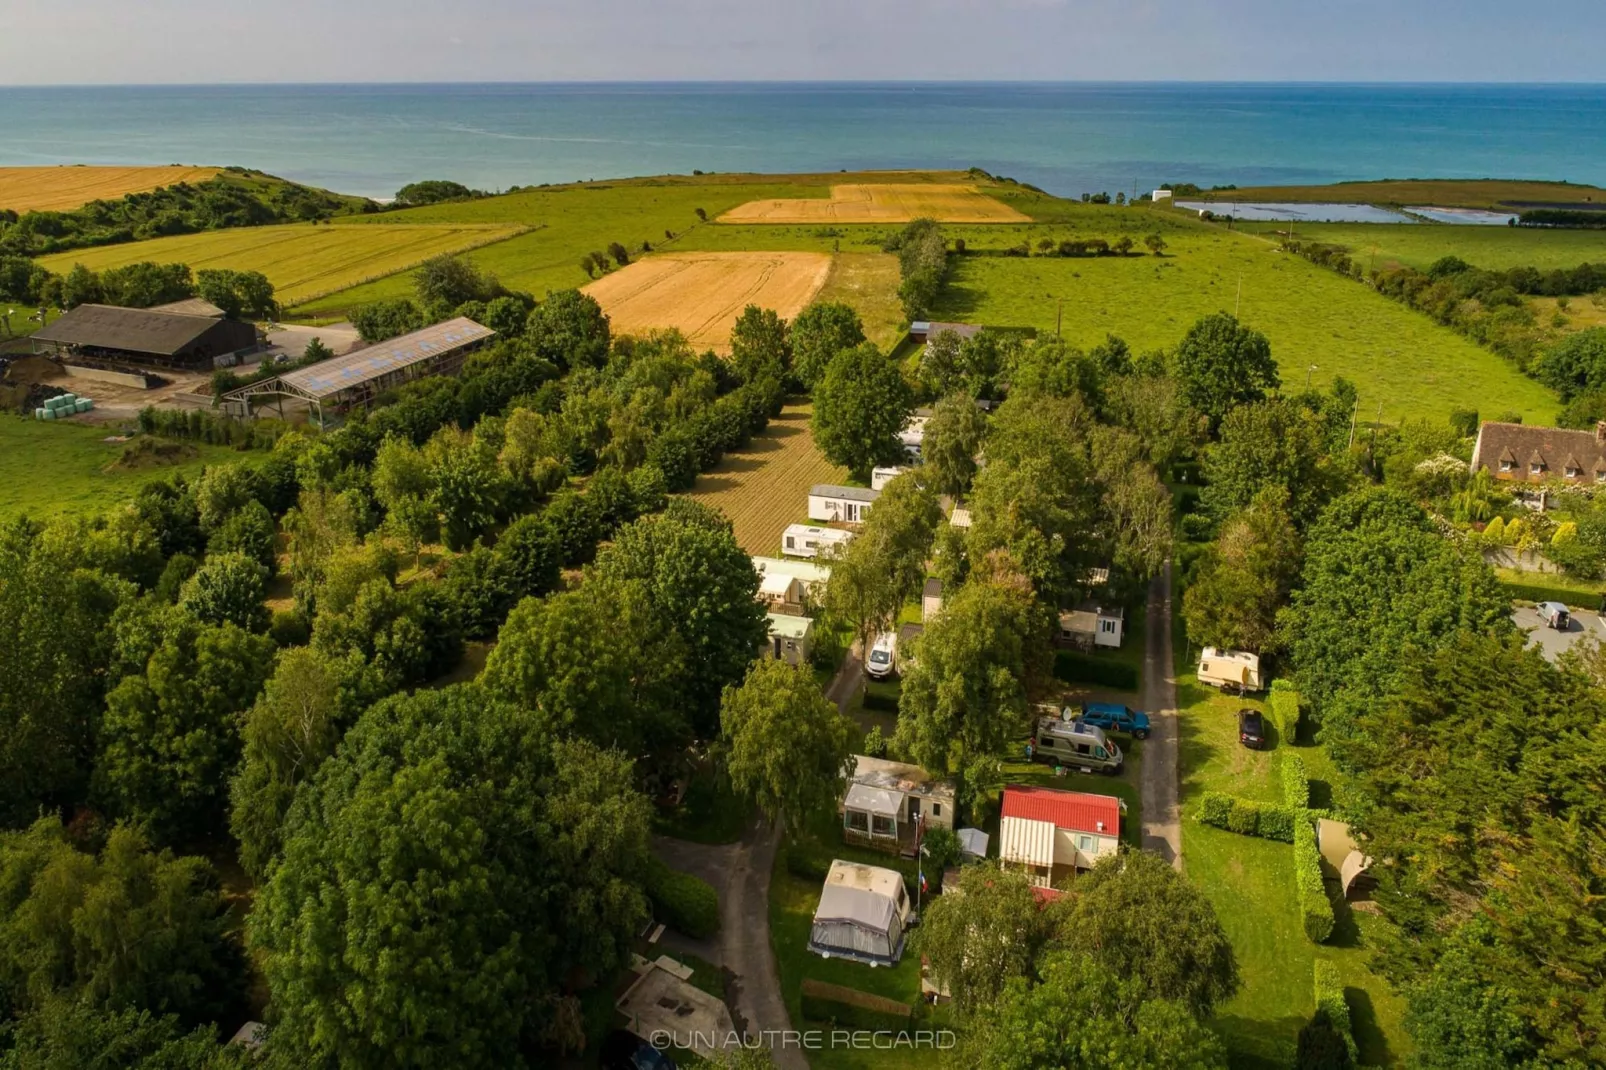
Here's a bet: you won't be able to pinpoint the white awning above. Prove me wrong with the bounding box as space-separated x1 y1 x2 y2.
844 784 901 817
999 816 1056 868
759 572 795 597
957 827 989 860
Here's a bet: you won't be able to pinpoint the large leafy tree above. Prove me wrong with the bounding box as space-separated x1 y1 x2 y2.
96 614 276 844
0 997 242 1069
1172 312 1279 430
1200 398 1343 527
789 301 865 390
719 658 856 834
525 289 611 371
729 304 790 386
821 473 942 652
251 685 651 1070
915 865 1052 1015
1182 487 1302 654
922 392 988 498
811 342 913 481
177 551 270 633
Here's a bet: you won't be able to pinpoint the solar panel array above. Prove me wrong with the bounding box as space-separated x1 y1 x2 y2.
281 317 495 400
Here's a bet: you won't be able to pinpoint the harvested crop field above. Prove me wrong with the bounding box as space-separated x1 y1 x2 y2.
682 402 846 555
0 165 222 212
36 222 525 306
719 183 1030 224
583 251 832 352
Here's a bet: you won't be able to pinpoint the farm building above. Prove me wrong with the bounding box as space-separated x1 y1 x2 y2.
752 555 831 595
922 577 942 621
1470 420 1606 486
781 524 853 559
808 484 879 524
150 297 226 317
841 755 956 853
30 303 258 370
1058 602 1124 649
222 317 495 425
764 612 813 665
999 786 1122 888
908 321 984 345
809 860 913 966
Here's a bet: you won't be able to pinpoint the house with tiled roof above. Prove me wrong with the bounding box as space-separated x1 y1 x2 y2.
998 785 1123 888
1471 420 1606 487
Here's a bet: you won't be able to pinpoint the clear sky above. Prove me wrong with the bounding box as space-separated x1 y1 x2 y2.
4 0 1603 85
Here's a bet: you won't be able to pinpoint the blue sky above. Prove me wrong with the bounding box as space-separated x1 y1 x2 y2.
3 0 1603 85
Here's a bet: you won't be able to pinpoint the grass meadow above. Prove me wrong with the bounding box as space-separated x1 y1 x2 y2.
1234 220 1606 271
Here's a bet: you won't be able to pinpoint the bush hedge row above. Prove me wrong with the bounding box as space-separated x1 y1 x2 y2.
1313 960 1358 1062
1295 819 1335 943
1197 791 1297 843
644 857 720 939
1268 679 1301 740
1053 650 1140 691
1282 752 1310 811
801 979 914 1031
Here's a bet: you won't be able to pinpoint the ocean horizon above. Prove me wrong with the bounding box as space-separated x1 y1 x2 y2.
2 81 1603 201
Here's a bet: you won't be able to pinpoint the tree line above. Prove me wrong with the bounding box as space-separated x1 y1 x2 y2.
0 256 278 320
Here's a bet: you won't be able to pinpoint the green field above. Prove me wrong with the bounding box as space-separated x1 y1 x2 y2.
1234 220 1606 271
1205 178 1606 211
0 418 242 519
36 222 525 307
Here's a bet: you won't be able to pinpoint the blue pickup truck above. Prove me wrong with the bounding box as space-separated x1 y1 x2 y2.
1079 701 1151 739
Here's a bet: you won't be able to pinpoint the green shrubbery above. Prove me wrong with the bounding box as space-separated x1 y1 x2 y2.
1053 650 1140 691
1197 791 1297 843
1312 960 1358 1062
1268 679 1302 739
1295 820 1335 943
800 980 914 1031
1282 752 1311 810
643 857 720 939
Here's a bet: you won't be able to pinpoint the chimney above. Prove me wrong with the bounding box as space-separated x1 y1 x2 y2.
1596 420 1606 445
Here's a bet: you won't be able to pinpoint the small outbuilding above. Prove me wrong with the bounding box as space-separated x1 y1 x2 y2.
764 612 813 665
1057 601 1125 649
922 577 943 621
809 860 913 966
758 571 806 612
808 484 879 525
871 465 907 491
999 786 1122 888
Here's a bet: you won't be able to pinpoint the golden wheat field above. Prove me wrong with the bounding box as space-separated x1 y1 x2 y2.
0 166 223 212
36 222 526 306
582 251 832 352
682 403 847 555
718 183 1030 224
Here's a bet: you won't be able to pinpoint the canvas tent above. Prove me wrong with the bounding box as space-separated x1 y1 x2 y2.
809 860 910 966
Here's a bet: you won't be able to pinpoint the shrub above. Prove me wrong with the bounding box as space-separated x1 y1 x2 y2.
1312 960 1358 1063
785 843 831 883
1197 792 1296 843
801 980 913 1031
1053 650 1139 690
1295 820 1335 943
1268 679 1301 740
1198 791 1233 828
1227 797 1260 836
1282 752 1311 810
644 857 720 939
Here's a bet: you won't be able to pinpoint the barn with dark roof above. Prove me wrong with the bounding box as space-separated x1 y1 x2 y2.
30 303 258 370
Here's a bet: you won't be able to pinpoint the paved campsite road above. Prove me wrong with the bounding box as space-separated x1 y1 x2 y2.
1140 562 1182 868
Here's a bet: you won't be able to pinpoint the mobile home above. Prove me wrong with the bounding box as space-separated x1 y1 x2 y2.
781 524 853 560
808 484 879 525
999 786 1122 888
1197 647 1264 693
871 466 908 491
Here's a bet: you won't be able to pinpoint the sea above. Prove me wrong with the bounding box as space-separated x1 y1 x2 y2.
0 82 1603 202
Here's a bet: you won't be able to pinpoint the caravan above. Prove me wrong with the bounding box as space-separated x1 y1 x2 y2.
1197 647 1264 693
782 524 854 560
1029 709 1124 776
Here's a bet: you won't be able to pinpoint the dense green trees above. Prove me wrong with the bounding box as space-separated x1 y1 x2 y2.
1201 398 1344 526
413 254 505 314
811 342 914 480
923 392 988 497
195 268 277 319
177 551 270 632
729 304 790 385
719 659 856 833
1183 488 1302 654
351 297 425 342
916 866 1050 1014
887 217 950 319
1173 312 1280 429
252 686 651 1069
525 289 611 370
788 301 865 389
821 473 942 652
0 997 242 1068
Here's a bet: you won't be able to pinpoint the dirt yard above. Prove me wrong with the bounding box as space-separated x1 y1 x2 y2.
583 251 832 352
718 183 1030 224
0 165 222 212
681 402 847 555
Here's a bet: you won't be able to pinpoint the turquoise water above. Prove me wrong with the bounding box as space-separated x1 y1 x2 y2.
0 82 1602 201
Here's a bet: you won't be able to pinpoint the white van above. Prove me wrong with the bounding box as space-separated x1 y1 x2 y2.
1198 647 1264 693
866 631 897 679
1029 712 1124 775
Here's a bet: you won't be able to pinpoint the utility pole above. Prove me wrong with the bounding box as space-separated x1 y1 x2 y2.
1056 297 1063 339
1348 397 1359 449
1235 275 1243 317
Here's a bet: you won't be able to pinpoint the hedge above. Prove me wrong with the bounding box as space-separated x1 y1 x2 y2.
1054 650 1139 691
1268 679 1301 740
801 979 914 1031
1313 960 1359 1062
1282 752 1310 811
1197 791 1297 843
1295 820 1335 943
644 857 720 939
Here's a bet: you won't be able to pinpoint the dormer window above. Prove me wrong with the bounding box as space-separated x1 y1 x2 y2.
1567 465 1582 478
1500 460 1514 472
1596 470 1606 484
1531 462 1545 475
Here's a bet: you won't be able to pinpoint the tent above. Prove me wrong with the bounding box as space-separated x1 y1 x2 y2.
808 861 909 966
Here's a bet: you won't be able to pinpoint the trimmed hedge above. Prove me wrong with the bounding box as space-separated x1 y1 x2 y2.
1268 679 1301 740
1295 820 1335 943
801 979 914 1031
1282 752 1310 811
1197 791 1297 843
1054 650 1139 691
1313 960 1359 1062
644 857 720 939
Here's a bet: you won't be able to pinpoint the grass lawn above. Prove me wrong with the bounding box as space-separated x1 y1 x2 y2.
0 418 241 519
1234 220 1606 272
929 231 1558 425
1207 178 1606 211
1495 565 1605 609
815 252 906 350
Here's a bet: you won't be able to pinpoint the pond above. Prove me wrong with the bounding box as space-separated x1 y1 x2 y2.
1175 200 1411 223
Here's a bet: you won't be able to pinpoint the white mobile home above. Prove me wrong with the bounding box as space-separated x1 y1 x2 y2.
781 524 853 560
1057 602 1124 649
871 466 908 491
758 571 806 611
808 484 879 525
1197 647 1264 692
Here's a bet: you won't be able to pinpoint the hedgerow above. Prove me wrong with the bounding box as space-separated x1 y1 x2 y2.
1295 819 1335 943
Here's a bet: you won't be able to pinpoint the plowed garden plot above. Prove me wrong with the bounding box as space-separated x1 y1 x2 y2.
718 183 1029 224
583 252 831 352
0 165 222 212
681 403 846 555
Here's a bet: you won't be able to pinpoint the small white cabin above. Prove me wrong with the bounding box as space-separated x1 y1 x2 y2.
922 577 942 621
1058 602 1124 649
1152 189 1174 206
808 484 879 525
765 613 814 666
781 524 853 560
871 466 908 491
758 571 806 610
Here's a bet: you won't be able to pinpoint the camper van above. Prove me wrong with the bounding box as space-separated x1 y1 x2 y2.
781 524 854 560
1197 648 1264 693
1029 712 1124 776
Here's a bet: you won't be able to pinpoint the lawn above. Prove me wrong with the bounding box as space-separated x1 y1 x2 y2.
681 402 846 556
815 253 906 350
929 231 1558 425
1234 220 1606 272
0 418 241 519
36 222 526 307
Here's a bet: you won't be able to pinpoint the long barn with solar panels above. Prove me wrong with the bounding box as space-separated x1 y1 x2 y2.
221 317 495 425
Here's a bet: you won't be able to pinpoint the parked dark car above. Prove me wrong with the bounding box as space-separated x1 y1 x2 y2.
602 1031 677 1070
1238 709 1266 750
